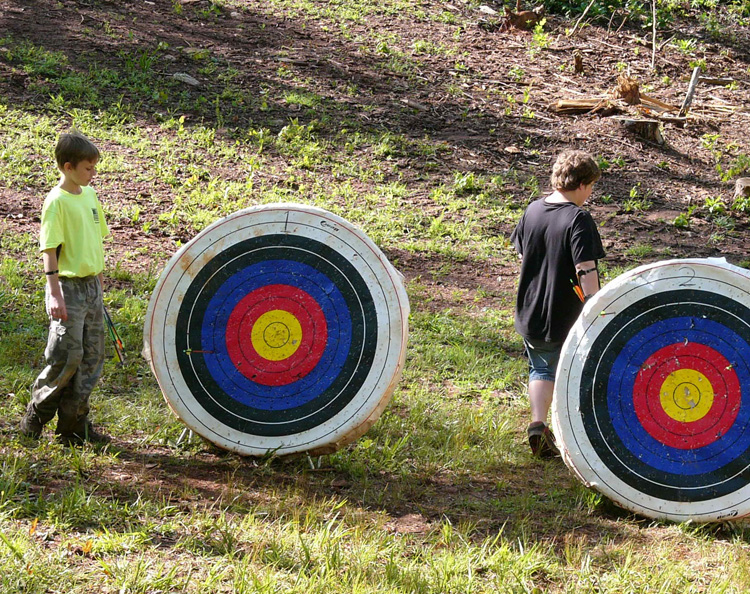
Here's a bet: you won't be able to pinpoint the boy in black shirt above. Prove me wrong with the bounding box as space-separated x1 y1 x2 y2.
510 150 604 457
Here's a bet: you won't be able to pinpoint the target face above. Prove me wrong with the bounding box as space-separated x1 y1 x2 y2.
552 259 750 522
143 204 409 456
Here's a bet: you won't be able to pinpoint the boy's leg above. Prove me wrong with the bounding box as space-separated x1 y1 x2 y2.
529 379 554 424
523 339 562 458
55 277 106 438
25 280 86 433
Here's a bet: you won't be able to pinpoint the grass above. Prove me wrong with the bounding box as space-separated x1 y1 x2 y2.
2 0 750 592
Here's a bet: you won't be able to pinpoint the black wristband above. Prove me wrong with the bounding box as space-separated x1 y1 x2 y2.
45 269 59 276
577 266 598 278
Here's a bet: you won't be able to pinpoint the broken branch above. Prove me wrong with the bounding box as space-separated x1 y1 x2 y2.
679 66 702 117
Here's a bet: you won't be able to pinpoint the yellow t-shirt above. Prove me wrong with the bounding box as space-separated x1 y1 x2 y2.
39 186 109 277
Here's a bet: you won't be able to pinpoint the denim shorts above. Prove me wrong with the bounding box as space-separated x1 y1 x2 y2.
523 338 563 383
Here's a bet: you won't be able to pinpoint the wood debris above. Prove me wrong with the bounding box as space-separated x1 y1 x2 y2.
678 67 701 117
615 74 640 105
549 97 618 116
549 70 745 127
574 51 583 74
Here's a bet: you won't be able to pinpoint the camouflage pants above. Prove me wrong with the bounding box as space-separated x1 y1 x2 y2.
27 276 105 435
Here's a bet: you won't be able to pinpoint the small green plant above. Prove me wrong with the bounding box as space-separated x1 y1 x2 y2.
673 205 697 229
714 214 735 230
435 10 457 24
120 48 158 73
672 38 697 54
672 212 690 229
411 39 449 55
622 183 653 212
523 174 540 199
528 19 549 57
508 65 525 82
732 194 750 213
719 154 750 181
701 133 721 151
453 171 483 195
623 198 653 212
704 196 726 216
624 243 655 258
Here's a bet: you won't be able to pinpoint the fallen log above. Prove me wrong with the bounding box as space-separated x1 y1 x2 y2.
639 94 679 113
698 77 735 86
548 98 619 115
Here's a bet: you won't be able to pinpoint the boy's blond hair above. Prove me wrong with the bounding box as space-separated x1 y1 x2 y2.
55 132 100 169
550 150 601 191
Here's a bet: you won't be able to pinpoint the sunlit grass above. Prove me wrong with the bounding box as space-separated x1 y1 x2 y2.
1 1 750 592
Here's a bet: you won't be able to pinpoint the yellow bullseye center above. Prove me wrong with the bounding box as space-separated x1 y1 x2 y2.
251 310 302 361
659 369 714 423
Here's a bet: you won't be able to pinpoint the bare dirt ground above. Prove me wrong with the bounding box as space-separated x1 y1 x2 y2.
1 0 750 531
2 0 750 272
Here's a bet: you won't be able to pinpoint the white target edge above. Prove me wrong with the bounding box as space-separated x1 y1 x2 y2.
143 203 410 456
552 258 750 522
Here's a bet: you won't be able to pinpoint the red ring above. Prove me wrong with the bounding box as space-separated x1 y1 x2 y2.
632 342 741 449
226 285 327 386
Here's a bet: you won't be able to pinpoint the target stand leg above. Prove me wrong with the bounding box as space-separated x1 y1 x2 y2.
176 427 194 446
306 454 323 469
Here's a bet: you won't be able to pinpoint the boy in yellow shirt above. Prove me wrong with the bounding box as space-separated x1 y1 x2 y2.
20 132 111 445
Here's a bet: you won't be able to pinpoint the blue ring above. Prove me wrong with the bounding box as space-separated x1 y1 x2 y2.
606 316 750 474
201 260 352 410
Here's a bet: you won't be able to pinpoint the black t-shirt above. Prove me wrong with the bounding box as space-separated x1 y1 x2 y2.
510 198 605 343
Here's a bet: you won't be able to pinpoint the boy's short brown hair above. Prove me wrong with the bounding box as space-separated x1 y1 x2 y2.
55 132 100 169
550 150 601 191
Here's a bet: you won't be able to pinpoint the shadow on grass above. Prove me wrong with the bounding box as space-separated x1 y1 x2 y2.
0 0 544 159
0 424 654 547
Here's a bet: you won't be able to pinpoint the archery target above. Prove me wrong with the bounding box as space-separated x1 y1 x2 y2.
143 204 409 456
552 258 750 522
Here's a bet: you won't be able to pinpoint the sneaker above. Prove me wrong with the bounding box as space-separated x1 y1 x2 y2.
19 412 44 439
527 421 560 458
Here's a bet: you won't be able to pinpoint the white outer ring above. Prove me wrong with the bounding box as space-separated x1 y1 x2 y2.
552 258 750 522
143 204 409 456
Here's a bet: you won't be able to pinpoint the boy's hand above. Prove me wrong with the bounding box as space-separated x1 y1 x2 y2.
48 294 68 321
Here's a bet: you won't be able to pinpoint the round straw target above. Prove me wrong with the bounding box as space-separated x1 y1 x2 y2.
553 259 750 522
144 204 409 456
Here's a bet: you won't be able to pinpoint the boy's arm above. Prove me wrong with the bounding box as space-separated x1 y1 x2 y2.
576 260 600 300
43 248 67 321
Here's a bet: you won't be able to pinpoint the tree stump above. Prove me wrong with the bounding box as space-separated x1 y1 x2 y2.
614 117 665 145
734 178 750 201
